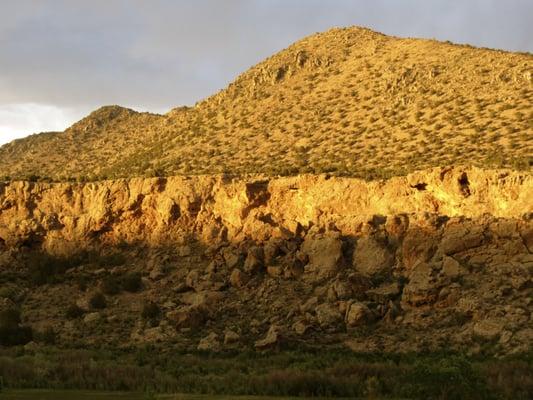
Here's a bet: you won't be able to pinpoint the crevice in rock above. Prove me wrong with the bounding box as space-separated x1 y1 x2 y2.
458 172 471 197
411 182 427 191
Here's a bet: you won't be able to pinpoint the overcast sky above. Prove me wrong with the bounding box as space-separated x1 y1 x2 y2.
0 0 531 145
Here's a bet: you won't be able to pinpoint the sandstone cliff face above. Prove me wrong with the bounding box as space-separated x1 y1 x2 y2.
0 166 531 252
0 167 531 355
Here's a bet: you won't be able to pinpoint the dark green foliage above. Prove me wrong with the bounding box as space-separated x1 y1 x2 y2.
0 308 33 346
399 355 494 400
34 326 57 345
65 304 85 320
121 272 142 293
89 292 106 310
0 348 529 399
23 249 128 286
101 275 121 295
141 302 160 321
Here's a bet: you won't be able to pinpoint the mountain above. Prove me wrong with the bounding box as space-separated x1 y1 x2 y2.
0 26 531 182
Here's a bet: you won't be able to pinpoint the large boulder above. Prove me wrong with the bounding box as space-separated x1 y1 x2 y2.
345 302 370 327
229 269 249 288
301 232 343 279
401 227 439 269
243 246 264 273
401 262 440 306
440 221 484 255
197 332 221 351
166 306 204 329
315 303 343 328
255 324 282 349
353 236 395 277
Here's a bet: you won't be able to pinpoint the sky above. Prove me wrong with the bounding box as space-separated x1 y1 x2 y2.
0 0 531 145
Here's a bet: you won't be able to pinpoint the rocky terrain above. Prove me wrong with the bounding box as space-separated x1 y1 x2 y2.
1 166 531 357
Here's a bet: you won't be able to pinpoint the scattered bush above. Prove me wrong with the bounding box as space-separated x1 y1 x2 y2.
34 326 57 345
141 302 161 322
0 308 33 346
101 275 121 295
121 272 143 293
65 304 85 320
89 292 107 310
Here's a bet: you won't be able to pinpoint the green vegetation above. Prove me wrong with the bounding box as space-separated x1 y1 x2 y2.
0 347 530 399
0 308 32 347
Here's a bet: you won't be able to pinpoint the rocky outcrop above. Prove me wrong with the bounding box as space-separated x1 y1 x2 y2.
0 167 530 254
0 167 531 356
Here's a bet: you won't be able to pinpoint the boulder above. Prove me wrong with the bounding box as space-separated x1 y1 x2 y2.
301 232 343 279
224 329 240 345
222 247 241 268
255 324 282 349
440 222 484 255
244 246 264 273
353 236 394 277
402 262 439 306
315 303 343 328
365 282 401 302
472 319 504 341
166 306 204 329
176 245 191 257
345 302 370 327
292 320 309 335
185 270 200 290
83 312 100 324
197 332 220 351
441 256 463 279
332 280 353 300
401 227 438 269
229 269 249 288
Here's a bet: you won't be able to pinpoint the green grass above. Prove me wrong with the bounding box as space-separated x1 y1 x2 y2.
0 346 531 399
0 389 323 400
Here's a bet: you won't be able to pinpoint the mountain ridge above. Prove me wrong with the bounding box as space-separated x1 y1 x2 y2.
1 26 531 181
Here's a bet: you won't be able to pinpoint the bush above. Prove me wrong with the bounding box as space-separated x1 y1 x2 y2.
89 292 107 310
399 355 494 400
0 308 33 346
34 326 57 345
141 302 160 321
121 272 142 293
65 304 85 319
101 275 121 295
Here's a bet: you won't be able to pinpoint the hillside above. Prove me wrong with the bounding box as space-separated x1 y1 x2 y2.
0 26 531 181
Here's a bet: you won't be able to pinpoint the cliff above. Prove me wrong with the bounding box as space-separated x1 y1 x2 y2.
0 167 531 355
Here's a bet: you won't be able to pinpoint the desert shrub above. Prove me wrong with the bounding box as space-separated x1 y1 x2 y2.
89 292 107 310
25 253 71 285
101 275 121 295
65 304 85 320
0 286 17 301
398 355 494 400
97 252 126 267
34 326 57 345
121 272 143 293
141 302 161 322
0 308 33 346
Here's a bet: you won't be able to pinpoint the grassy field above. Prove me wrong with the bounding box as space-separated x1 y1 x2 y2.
0 346 531 399
0 390 322 400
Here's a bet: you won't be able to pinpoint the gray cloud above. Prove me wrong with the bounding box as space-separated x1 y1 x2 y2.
0 0 531 143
